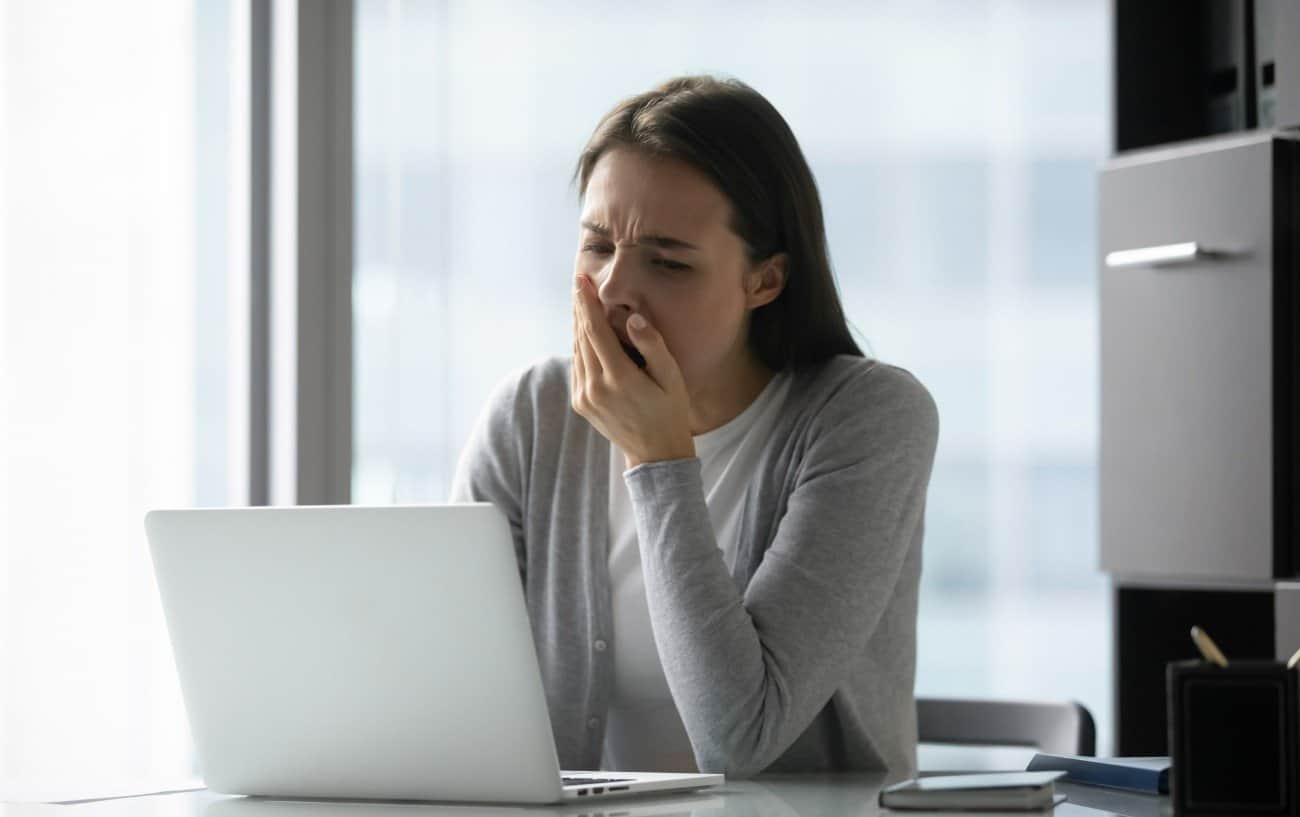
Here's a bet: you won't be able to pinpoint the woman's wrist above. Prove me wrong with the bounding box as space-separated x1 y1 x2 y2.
624 442 696 470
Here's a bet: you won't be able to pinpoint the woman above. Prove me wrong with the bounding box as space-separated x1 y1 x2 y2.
450 75 938 779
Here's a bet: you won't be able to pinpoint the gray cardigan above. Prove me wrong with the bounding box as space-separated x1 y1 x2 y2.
448 353 939 779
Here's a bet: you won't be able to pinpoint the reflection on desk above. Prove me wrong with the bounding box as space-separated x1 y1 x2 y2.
2 774 1172 817
0 807 73 817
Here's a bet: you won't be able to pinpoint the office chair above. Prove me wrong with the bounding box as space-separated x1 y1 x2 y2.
916 697 1097 756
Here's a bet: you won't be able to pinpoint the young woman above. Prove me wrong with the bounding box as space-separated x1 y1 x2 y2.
450 75 938 779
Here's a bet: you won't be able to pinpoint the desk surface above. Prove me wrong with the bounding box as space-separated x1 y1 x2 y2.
0 775 1172 817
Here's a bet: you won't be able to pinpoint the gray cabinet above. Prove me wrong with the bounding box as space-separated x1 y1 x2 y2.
1268 0 1300 129
1100 133 1279 581
1104 2 1300 756
1277 582 1300 662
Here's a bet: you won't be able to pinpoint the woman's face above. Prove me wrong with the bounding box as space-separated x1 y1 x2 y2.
575 147 777 391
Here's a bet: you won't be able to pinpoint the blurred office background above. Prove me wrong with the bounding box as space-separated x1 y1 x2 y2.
0 0 1108 793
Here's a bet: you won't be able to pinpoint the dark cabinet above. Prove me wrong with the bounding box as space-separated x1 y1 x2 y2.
1115 0 1300 152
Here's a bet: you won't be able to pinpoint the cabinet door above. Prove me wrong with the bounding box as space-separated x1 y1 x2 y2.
1100 134 1275 581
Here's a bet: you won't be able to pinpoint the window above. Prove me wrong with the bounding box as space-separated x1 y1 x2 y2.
0 0 244 794
352 1 1113 758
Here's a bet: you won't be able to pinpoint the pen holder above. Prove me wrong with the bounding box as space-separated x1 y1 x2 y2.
1167 659 1299 816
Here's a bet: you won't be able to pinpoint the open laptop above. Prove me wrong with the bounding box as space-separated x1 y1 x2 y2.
145 504 723 805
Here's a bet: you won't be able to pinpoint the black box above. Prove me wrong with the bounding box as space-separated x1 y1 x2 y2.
1167 659 1298 815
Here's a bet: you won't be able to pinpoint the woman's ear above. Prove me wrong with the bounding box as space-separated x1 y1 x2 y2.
746 253 788 309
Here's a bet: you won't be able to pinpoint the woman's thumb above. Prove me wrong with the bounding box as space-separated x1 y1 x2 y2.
628 313 682 390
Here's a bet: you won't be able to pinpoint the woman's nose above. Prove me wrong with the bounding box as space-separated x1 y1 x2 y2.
596 249 636 306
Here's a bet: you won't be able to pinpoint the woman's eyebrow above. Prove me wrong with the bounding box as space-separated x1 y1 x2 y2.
581 220 699 251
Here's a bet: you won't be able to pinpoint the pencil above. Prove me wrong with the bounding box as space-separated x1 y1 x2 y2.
1190 626 1229 667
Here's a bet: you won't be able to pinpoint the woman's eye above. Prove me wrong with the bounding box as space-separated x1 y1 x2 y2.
653 258 691 272
580 243 687 272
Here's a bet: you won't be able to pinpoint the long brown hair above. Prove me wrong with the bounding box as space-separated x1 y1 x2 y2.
574 75 864 372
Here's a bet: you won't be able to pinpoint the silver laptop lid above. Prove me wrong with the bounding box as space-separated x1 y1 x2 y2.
146 504 564 803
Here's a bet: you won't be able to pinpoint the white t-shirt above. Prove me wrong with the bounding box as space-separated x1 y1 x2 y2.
600 369 793 772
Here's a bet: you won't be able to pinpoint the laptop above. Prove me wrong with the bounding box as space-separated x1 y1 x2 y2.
203 790 725 817
145 503 724 805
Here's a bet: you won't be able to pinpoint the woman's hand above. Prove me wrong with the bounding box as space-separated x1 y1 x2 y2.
571 274 695 469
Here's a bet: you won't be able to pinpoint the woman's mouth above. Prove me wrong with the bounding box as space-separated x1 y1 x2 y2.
620 340 647 369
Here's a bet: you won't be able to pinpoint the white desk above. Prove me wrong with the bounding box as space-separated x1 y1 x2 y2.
1 774 1172 817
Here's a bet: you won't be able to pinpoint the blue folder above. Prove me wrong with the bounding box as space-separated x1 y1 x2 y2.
1026 753 1170 794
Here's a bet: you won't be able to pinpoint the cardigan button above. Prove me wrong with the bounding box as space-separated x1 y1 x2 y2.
593 639 607 652
588 717 601 730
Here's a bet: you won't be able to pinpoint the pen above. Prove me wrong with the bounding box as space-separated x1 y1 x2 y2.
1287 646 1300 671
1190 626 1229 668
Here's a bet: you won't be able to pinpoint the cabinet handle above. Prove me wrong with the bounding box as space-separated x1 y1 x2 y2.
1104 241 1240 269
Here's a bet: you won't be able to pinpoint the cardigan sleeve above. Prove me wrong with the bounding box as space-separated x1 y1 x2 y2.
623 363 939 778
448 368 532 580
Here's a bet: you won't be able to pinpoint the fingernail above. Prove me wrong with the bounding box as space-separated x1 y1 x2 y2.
629 314 647 331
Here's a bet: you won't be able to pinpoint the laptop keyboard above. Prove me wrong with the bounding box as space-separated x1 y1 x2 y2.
562 776 635 786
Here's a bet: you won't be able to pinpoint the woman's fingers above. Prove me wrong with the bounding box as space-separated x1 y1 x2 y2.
574 278 608 381
572 286 583 404
576 277 625 375
578 315 601 387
